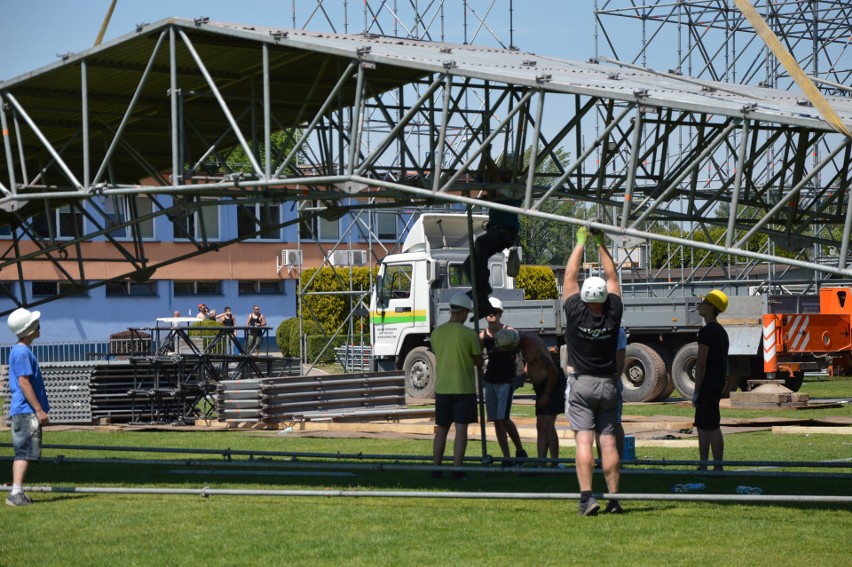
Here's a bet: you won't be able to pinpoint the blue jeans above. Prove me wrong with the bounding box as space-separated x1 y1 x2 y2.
11 413 42 461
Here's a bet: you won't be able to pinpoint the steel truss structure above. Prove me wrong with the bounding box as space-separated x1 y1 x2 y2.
1 18 851 315
595 0 852 95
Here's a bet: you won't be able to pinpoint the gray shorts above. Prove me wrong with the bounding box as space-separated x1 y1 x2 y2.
567 374 619 435
485 382 514 421
11 413 43 461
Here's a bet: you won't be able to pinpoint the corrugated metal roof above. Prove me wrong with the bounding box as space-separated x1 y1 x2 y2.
1 17 849 188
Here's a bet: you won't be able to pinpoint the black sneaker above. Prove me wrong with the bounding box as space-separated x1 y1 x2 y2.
451 471 471 480
515 449 528 467
604 500 623 514
578 496 600 516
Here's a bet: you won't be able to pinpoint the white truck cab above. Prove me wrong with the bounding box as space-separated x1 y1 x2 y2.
370 213 561 398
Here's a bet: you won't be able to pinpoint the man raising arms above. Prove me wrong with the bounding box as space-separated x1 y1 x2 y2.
563 227 623 516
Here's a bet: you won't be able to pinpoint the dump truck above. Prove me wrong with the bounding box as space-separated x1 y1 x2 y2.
369 213 851 400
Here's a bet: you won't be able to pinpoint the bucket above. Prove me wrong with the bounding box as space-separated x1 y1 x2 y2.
623 435 636 462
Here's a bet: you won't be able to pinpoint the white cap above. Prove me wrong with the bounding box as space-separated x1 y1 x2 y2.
488 297 503 312
449 291 474 311
580 276 608 304
7 307 41 338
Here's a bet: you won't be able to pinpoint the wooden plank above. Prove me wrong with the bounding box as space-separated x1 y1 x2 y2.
772 425 852 435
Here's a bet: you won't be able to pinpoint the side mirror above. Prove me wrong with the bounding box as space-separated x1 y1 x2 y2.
375 275 390 309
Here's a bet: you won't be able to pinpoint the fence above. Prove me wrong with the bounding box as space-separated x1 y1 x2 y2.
334 345 373 372
0 340 111 365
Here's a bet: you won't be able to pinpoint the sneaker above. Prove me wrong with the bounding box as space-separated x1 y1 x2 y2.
578 496 600 516
451 471 471 480
6 492 32 507
604 500 623 514
515 449 528 467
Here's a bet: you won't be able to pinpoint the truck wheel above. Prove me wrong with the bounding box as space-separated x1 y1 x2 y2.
403 347 437 399
646 342 675 402
672 342 699 399
780 370 805 392
620 343 668 403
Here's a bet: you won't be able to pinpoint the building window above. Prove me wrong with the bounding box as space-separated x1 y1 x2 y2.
104 196 155 240
32 281 87 297
299 201 341 241
105 280 158 296
237 203 281 240
375 212 398 240
0 281 18 299
171 197 219 240
238 280 285 295
174 281 223 296
31 205 84 240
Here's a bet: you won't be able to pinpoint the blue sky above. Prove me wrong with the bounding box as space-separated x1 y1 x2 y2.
0 1 603 82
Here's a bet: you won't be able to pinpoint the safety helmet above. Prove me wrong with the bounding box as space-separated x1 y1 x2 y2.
488 297 503 312
701 289 729 313
580 276 608 304
494 328 520 352
449 291 474 311
7 307 41 339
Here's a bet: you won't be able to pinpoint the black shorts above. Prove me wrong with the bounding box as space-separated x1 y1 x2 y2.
435 393 478 427
534 368 567 416
694 387 723 430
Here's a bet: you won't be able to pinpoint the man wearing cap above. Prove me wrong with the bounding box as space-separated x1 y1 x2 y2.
480 298 527 466
430 292 484 479
5 307 50 507
694 290 730 471
196 303 216 320
562 226 623 516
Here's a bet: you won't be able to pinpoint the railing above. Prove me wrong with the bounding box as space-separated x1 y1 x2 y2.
0 340 112 365
334 345 373 372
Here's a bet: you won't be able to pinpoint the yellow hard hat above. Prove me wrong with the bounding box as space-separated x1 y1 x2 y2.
702 290 728 313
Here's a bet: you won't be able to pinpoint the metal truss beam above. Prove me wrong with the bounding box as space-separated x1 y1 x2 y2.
1 19 851 314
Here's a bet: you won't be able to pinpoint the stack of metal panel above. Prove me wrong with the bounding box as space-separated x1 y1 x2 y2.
259 371 406 424
217 379 263 423
1 362 94 424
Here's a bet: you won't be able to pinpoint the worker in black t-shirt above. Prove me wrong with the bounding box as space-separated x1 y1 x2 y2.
562 226 623 516
693 290 730 471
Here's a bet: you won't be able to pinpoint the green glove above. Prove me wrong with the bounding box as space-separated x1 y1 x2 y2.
592 229 605 247
576 226 589 247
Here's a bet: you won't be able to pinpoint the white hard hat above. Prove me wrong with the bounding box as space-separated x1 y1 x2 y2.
580 276 608 304
488 297 503 312
7 307 41 338
449 291 474 311
494 328 520 352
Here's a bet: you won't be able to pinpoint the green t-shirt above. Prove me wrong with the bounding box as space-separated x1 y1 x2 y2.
430 322 481 394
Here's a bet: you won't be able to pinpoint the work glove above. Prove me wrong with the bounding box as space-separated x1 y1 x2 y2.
592 228 605 248
576 226 590 247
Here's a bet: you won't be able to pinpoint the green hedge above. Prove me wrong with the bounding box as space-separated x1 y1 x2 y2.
300 266 377 333
276 317 300 356
188 319 227 354
515 265 558 300
304 334 370 363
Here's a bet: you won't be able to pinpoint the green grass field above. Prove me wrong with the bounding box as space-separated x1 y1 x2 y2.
1 376 850 566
